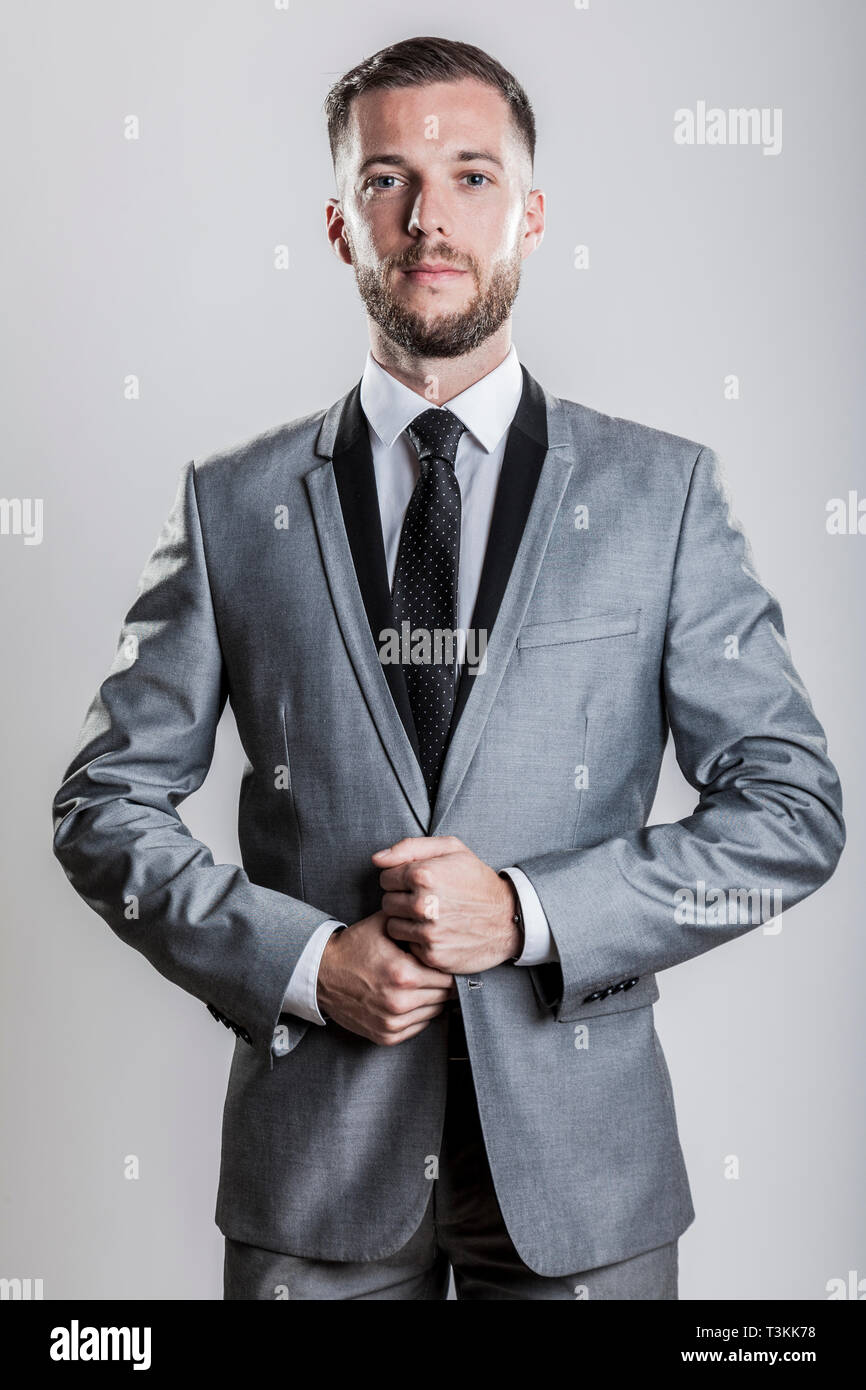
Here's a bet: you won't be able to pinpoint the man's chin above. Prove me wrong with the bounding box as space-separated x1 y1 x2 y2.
393 288 475 321
382 321 486 358
358 274 517 357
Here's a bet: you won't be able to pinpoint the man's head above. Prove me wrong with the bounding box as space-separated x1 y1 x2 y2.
324 37 543 361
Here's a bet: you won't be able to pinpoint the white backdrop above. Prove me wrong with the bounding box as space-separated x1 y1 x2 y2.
1 0 863 1299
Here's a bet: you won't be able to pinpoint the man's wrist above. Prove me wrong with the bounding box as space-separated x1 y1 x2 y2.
316 923 347 1021
498 871 525 961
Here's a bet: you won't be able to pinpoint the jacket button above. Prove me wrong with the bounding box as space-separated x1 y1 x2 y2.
623 977 639 990
582 990 604 1003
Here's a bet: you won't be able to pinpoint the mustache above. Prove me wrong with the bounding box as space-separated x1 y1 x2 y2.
389 246 476 274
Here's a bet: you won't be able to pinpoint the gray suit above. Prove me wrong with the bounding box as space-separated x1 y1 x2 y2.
51 366 845 1277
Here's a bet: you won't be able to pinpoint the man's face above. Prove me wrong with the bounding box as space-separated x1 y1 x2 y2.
330 78 541 358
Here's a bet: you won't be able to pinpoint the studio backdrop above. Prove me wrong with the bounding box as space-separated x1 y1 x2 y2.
1 0 863 1299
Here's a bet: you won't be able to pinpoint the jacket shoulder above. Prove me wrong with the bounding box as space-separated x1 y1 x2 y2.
190 407 329 491
557 394 709 488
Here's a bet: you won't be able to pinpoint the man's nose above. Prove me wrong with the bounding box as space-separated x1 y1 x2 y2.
407 184 453 239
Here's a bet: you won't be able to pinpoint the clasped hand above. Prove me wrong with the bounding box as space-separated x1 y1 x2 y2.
315 836 520 1046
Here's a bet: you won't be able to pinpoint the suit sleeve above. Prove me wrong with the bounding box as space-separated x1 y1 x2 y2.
516 445 846 1021
51 460 337 1063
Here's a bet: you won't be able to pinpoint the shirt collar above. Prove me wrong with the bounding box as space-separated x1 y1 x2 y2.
359 344 523 454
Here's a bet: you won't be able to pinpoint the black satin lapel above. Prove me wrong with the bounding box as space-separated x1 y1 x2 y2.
450 364 549 733
331 384 423 764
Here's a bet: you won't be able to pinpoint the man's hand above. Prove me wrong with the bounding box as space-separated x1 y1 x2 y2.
374 835 522 974
316 909 457 1046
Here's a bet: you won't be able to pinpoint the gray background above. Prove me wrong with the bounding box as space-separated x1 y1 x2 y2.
1 0 863 1299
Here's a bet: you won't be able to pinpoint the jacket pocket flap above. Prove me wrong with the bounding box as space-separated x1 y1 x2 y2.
517 609 641 648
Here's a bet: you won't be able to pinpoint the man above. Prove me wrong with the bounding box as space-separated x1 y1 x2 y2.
52 36 845 1300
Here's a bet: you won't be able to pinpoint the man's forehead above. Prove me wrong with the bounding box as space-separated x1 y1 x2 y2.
345 78 516 155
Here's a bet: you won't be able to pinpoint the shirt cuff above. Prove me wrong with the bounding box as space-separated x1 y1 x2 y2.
501 867 559 966
280 919 347 1025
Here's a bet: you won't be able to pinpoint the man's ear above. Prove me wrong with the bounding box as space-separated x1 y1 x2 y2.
325 199 353 265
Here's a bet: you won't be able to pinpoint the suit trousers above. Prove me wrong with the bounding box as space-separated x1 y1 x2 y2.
223 1005 678 1300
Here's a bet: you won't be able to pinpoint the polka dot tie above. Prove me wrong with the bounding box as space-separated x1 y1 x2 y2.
392 407 467 802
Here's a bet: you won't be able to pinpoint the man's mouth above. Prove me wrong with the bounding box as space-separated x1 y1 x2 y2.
399 264 468 285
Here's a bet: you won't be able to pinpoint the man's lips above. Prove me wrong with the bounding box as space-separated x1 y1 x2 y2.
398 265 468 284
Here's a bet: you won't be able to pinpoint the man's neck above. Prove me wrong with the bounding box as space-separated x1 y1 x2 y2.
367 323 513 404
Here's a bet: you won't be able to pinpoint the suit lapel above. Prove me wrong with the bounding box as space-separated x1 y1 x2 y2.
330 385 423 768
306 363 575 835
450 365 548 735
305 388 430 832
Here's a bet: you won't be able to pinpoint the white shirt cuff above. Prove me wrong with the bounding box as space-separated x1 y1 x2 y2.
501 867 559 966
280 919 346 1025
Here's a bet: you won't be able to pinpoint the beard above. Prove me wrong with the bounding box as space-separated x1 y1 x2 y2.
350 241 523 358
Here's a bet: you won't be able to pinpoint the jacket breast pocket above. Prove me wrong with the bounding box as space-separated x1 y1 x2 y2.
516 608 641 649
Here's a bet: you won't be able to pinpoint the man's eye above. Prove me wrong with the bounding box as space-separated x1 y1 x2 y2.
369 175 401 190
463 173 491 187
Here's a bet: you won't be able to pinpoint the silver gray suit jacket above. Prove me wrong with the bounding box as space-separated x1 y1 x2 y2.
52 366 845 1275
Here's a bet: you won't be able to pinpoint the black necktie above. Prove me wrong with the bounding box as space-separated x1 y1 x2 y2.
391 407 467 801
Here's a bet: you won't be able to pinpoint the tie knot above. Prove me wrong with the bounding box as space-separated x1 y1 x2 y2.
405 407 466 469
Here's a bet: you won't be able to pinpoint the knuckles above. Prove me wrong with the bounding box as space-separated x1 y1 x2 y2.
385 962 414 990
405 864 428 889
375 1021 408 1045
381 987 409 1012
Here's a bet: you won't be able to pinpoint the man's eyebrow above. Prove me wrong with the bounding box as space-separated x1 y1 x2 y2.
358 149 505 174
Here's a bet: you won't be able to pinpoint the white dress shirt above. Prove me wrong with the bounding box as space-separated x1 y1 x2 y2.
281 345 558 1025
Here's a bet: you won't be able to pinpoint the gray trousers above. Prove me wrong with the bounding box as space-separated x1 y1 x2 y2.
224 1008 678 1300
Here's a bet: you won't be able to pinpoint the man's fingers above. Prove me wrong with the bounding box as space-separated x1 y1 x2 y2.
384 916 427 947
389 989 453 1023
381 889 438 920
401 979 459 1002
372 835 461 867
379 1001 448 1043
377 862 435 892
387 946 455 990
380 1018 438 1046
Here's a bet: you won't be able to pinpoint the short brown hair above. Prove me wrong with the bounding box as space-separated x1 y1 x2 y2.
325 35 536 172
